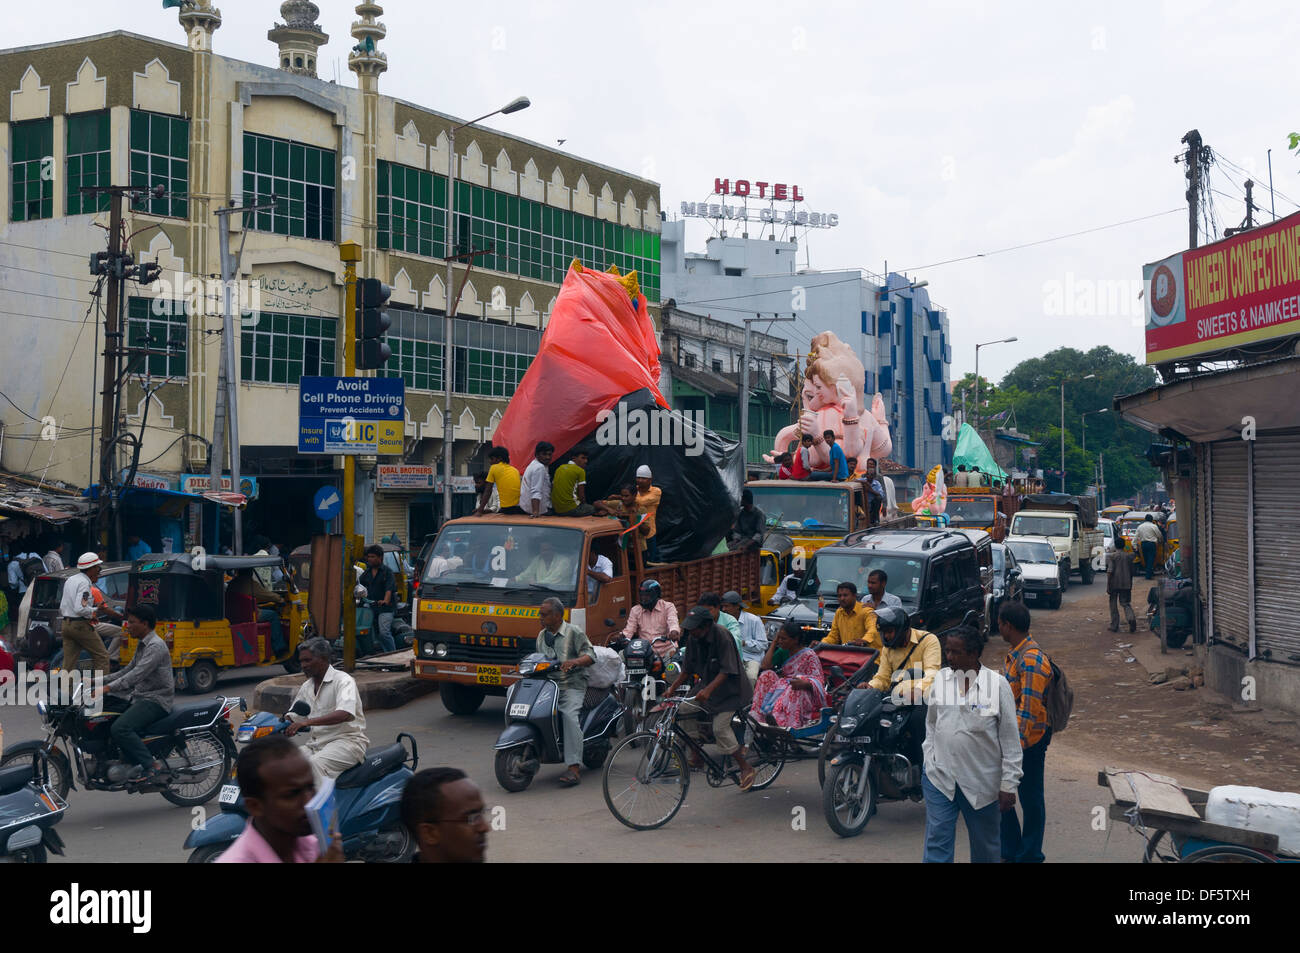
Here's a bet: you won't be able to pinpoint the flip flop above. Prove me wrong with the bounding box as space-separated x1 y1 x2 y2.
738 768 756 791
558 770 581 787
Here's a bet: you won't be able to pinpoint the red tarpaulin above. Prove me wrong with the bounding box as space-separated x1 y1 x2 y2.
492 262 667 467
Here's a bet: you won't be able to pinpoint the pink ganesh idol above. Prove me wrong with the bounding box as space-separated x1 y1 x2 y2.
763 332 892 473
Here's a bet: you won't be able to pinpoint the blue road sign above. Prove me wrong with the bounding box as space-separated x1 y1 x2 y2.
314 485 342 521
298 376 405 454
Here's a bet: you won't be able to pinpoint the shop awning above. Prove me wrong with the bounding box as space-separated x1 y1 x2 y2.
1114 354 1300 443
0 472 93 524
85 485 247 509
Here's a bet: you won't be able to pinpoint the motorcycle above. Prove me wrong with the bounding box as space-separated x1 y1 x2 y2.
493 652 625 792
184 701 419 863
821 686 924 837
0 683 237 808
607 635 676 736
0 749 67 863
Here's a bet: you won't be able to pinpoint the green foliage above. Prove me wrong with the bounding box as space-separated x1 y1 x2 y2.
977 347 1158 500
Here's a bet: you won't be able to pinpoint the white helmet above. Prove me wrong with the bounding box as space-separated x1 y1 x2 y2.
76 552 103 571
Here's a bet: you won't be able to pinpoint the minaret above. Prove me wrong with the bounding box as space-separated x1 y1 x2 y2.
268 1 329 78
349 3 387 278
176 1 223 470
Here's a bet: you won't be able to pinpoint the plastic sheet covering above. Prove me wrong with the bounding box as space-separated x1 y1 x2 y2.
952 423 1008 481
492 261 667 472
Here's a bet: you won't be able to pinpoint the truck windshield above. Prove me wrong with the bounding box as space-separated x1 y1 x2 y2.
1012 515 1070 538
947 499 995 523
421 523 584 604
798 552 923 606
749 486 850 532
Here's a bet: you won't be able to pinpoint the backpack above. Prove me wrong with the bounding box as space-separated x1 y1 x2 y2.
1043 655 1074 733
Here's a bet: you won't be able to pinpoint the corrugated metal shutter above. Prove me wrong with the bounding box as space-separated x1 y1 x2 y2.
1209 441 1248 652
1197 443 1212 640
1252 432 1300 665
374 495 409 547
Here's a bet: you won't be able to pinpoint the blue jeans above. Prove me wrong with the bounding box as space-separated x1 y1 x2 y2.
922 768 1002 863
1141 541 1157 579
1001 729 1050 862
374 610 396 654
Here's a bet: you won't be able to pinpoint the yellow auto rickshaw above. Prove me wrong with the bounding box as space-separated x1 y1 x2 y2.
1119 511 1172 573
123 553 308 694
756 533 795 616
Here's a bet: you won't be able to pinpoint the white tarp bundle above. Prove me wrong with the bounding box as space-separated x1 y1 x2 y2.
1205 785 1300 857
586 645 626 690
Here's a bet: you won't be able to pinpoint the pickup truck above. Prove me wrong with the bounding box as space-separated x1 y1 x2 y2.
1008 493 1105 584
411 514 760 715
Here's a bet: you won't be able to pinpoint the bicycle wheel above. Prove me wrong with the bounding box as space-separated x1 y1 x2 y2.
603 731 690 831
747 731 786 791
1142 830 1178 863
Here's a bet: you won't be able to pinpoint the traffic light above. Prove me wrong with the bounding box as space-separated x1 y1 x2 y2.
356 276 392 370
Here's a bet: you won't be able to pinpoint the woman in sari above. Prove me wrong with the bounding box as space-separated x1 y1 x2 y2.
751 620 827 728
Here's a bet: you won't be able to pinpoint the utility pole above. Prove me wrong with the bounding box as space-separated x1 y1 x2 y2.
1182 129 1203 250
340 241 361 672
740 314 796 465
210 201 274 556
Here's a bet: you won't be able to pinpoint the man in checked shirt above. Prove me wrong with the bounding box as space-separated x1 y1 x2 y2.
996 600 1053 863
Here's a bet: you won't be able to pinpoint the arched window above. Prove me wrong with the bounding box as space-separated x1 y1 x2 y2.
283 57 290 68
295 56 303 68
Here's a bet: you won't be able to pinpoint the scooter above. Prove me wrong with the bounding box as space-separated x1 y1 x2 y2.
493 652 624 792
0 748 67 863
184 701 419 863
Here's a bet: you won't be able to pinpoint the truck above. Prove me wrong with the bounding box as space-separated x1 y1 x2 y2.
916 485 1021 541
411 514 761 715
1008 493 1105 584
745 479 873 564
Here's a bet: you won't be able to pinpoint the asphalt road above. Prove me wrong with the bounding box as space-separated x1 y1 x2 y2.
1 583 1158 863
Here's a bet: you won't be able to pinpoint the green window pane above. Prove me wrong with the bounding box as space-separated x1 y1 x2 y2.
272 141 288 177
320 154 334 186
290 143 305 180
257 136 272 171
130 110 148 149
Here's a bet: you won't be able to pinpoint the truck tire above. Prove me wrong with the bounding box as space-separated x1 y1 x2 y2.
440 683 485 715
1080 558 1095 585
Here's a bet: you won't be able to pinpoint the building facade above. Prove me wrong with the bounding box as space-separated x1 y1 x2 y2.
660 219 951 471
0 4 661 553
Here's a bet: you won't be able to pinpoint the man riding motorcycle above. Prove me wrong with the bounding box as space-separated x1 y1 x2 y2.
866 607 942 776
89 602 174 783
621 579 680 661
285 637 369 786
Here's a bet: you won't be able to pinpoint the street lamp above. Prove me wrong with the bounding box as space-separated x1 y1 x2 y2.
973 336 1017 434
442 96 531 522
1081 407 1108 454
1060 373 1096 492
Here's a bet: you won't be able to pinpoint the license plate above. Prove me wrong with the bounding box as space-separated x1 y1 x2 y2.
834 734 853 743
1025 593 1039 601
509 703 530 717
476 665 501 685
219 783 240 805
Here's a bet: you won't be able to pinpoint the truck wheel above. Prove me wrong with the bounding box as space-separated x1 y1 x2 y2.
440 683 485 715
1080 559 1095 585
186 660 218 695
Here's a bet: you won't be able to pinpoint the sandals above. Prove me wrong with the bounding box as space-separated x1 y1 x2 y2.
558 768 581 787
738 767 757 791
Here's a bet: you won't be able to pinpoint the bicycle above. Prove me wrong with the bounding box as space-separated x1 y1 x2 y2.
602 693 786 831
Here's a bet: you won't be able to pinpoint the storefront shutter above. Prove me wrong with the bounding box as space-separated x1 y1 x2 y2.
1208 440 1248 653
374 495 408 547
1251 431 1300 666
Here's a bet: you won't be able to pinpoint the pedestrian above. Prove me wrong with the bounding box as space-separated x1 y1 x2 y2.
534 597 596 786
521 441 555 518
285 637 369 786
476 447 523 516
400 767 490 863
662 605 756 789
727 489 766 551
820 581 878 648
1135 514 1162 580
360 544 398 653
921 625 1023 863
997 601 1052 863
721 590 767 681
60 552 110 676
552 451 596 517
699 591 741 655
125 534 151 562
215 736 343 863
43 540 66 572
634 465 663 562
7 551 29 597
1106 537 1137 633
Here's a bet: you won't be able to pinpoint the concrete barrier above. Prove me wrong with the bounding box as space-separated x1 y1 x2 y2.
251 650 437 715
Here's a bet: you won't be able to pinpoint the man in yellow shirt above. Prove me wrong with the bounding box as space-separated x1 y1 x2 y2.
867 606 941 703
477 447 523 515
552 451 595 517
819 581 880 649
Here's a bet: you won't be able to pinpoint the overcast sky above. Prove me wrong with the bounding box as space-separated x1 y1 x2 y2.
11 1 1299 383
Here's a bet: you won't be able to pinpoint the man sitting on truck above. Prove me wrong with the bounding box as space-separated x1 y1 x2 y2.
727 490 767 552
513 540 574 589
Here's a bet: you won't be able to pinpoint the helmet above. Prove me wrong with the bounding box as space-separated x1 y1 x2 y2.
77 552 103 571
638 579 661 607
874 605 910 645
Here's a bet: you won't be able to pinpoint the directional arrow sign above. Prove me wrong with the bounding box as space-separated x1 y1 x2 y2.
314 485 342 521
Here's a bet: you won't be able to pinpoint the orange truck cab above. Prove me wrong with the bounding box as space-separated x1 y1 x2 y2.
412 514 760 715
925 486 1021 542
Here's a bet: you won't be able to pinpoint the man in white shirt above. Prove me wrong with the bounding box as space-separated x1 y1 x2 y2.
285 637 369 787
722 591 767 681
860 569 904 611
60 553 110 676
43 541 66 573
521 441 555 518
921 624 1022 863
586 548 613 603
1134 515 1163 580
769 569 805 605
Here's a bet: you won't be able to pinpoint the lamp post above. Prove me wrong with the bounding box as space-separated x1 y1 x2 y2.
1081 407 1108 454
442 96 530 523
973 336 1017 434
1059 373 1096 492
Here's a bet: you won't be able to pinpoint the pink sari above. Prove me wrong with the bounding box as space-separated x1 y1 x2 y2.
752 648 827 728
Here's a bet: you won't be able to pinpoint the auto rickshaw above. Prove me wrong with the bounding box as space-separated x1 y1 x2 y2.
1119 510 1172 573
1101 504 1133 521
122 553 308 694
288 542 413 655
757 532 795 616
